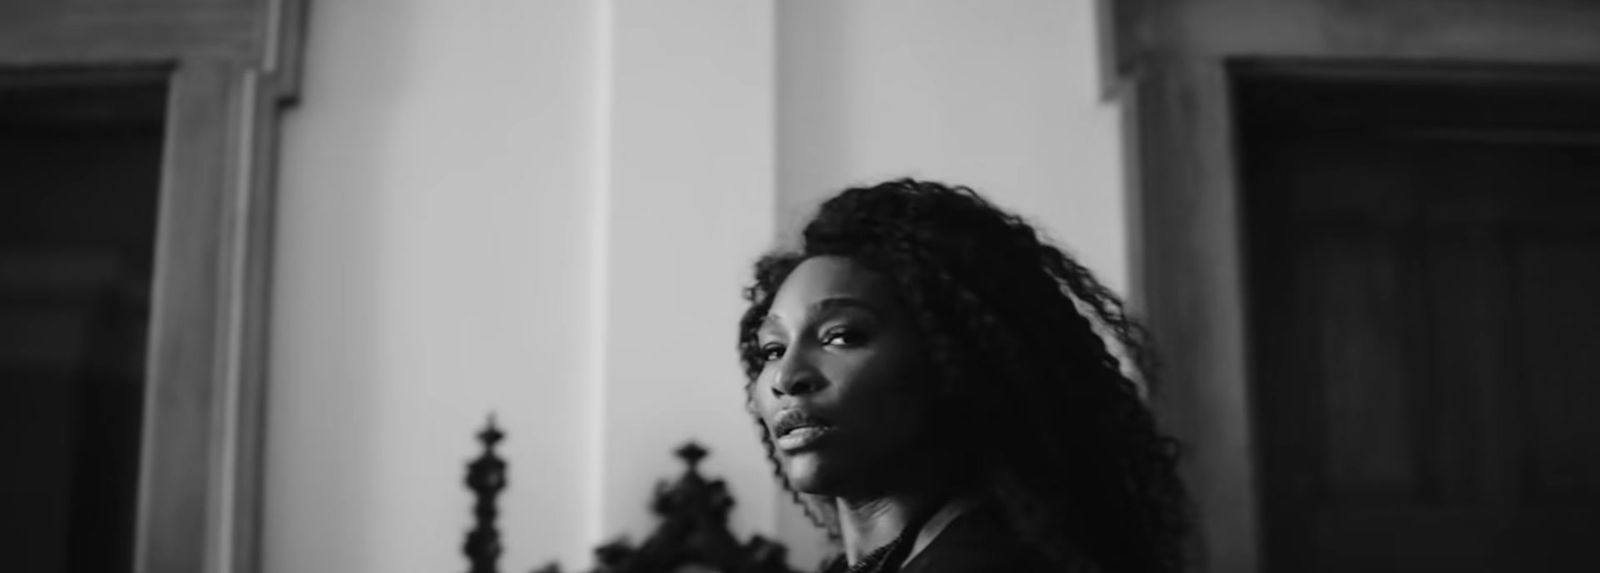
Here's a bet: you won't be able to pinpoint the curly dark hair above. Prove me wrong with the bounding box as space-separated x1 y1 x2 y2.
736 179 1191 573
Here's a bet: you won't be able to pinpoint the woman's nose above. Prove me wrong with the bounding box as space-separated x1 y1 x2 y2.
771 353 824 397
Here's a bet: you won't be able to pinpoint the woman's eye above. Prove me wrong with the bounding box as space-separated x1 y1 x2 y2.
758 343 785 362
821 328 867 347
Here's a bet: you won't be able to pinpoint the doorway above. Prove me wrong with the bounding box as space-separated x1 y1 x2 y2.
1237 63 1600 572
0 3 303 571
0 69 166 573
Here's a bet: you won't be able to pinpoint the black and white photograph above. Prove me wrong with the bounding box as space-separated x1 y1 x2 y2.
3 1 1598 572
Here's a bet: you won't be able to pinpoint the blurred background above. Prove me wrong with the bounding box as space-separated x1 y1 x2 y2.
3 1 1598 572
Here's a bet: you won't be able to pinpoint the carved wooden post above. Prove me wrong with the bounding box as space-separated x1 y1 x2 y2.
465 414 508 573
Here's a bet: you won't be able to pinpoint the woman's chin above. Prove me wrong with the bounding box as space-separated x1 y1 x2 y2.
782 453 839 494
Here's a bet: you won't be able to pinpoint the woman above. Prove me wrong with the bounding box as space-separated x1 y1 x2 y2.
737 179 1190 573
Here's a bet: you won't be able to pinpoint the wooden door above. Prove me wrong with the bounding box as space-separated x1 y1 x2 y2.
1241 71 1600 572
0 71 167 573
1122 1 1600 571
0 3 307 572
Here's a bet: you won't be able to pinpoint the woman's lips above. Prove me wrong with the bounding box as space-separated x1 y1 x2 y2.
775 425 834 452
769 408 834 452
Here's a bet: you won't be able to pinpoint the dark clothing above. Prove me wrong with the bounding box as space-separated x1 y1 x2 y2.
897 506 1054 573
821 505 1055 573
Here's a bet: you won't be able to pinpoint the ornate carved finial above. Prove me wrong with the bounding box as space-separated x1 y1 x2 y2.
480 412 505 446
484 437 800 573
675 441 707 472
594 538 636 571
465 413 508 573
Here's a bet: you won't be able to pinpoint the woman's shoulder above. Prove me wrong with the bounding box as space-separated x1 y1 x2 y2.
897 505 1056 573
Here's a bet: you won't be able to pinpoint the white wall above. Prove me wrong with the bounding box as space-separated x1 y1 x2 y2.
266 1 1123 572
774 0 1128 566
600 0 779 547
268 1 782 572
267 1 605 571
778 0 1127 291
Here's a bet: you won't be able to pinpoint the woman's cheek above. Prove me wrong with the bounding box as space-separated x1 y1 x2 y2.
747 374 773 410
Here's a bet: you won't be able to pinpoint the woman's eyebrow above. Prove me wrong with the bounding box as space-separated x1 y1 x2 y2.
761 296 880 334
808 296 880 317
757 315 783 337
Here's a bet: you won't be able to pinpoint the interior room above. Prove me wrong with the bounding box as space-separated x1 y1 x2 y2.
3 1 1597 572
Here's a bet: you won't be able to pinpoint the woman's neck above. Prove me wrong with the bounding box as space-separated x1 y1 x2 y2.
831 441 979 566
834 483 955 565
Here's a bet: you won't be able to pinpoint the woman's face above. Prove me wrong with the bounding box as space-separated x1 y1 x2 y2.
752 255 933 497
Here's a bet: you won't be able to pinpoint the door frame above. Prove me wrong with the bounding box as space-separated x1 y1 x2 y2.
0 2 308 572
1114 1 1600 571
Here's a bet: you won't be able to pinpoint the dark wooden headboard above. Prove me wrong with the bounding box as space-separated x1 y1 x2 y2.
463 416 801 573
